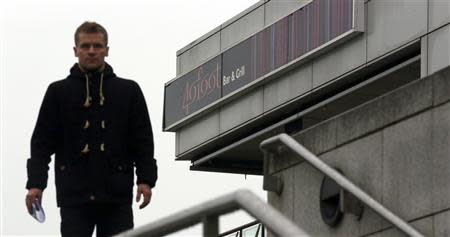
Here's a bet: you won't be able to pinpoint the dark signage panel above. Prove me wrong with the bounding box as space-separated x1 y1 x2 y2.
164 56 221 127
222 38 252 96
164 0 354 129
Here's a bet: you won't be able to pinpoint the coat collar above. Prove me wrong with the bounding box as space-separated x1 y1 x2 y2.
69 62 116 79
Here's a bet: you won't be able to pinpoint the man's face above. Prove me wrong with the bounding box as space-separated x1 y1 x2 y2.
74 32 109 71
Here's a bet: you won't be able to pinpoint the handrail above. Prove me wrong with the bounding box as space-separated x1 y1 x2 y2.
260 133 424 237
114 189 310 237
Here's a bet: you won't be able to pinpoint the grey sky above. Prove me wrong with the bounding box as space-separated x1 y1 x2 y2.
0 0 265 236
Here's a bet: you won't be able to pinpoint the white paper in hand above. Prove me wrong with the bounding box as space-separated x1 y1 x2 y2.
31 200 46 223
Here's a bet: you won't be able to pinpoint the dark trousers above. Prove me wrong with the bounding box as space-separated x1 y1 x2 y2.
60 203 133 237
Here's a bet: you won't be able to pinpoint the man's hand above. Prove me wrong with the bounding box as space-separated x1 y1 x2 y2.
26 188 43 214
136 184 152 209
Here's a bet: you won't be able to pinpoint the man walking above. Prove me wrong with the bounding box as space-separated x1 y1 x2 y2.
25 21 157 236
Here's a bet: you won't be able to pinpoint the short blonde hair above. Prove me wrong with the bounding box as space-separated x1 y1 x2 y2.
74 21 108 46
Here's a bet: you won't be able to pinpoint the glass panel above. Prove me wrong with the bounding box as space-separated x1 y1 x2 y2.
242 224 261 237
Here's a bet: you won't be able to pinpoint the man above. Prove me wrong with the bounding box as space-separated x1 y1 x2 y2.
25 21 157 236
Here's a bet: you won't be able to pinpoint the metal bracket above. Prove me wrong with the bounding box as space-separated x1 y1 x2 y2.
263 173 284 194
262 151 284 195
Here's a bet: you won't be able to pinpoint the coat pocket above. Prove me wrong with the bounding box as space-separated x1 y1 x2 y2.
106 161 134 197
55 161 89 196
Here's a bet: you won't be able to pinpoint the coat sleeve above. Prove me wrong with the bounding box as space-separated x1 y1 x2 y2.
26 83 59 190
129 82 158 188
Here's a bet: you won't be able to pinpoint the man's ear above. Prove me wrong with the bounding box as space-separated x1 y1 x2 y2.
73 46 78 57
105 46 109 57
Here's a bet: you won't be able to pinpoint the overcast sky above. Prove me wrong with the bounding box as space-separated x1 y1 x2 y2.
0 0 265 236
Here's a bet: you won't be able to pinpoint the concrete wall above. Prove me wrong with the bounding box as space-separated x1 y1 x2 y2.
267 67 450 237
174 0 450 156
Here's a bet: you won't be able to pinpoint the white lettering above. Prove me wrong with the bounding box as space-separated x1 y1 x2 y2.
223 75 230 86
236 65 245 79
223 64 247 87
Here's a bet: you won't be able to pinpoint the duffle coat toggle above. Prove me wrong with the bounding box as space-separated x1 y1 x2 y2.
81 144 90 154
81 72 107 154
83 120 90 129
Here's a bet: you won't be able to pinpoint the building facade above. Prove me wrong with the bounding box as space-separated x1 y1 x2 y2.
164 0 450 236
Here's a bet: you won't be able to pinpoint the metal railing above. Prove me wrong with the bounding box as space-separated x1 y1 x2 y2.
260 133 425 237
114 189 309 237
219 221 265 237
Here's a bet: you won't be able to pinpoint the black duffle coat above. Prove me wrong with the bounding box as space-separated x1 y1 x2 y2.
26 63 157 207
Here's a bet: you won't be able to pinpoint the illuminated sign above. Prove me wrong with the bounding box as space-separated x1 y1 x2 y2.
164 0 360 130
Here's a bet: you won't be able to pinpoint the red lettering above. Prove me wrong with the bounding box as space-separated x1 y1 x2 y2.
181 63 222 115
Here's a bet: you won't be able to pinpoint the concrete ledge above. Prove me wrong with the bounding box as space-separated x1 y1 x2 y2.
432 66 450 106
